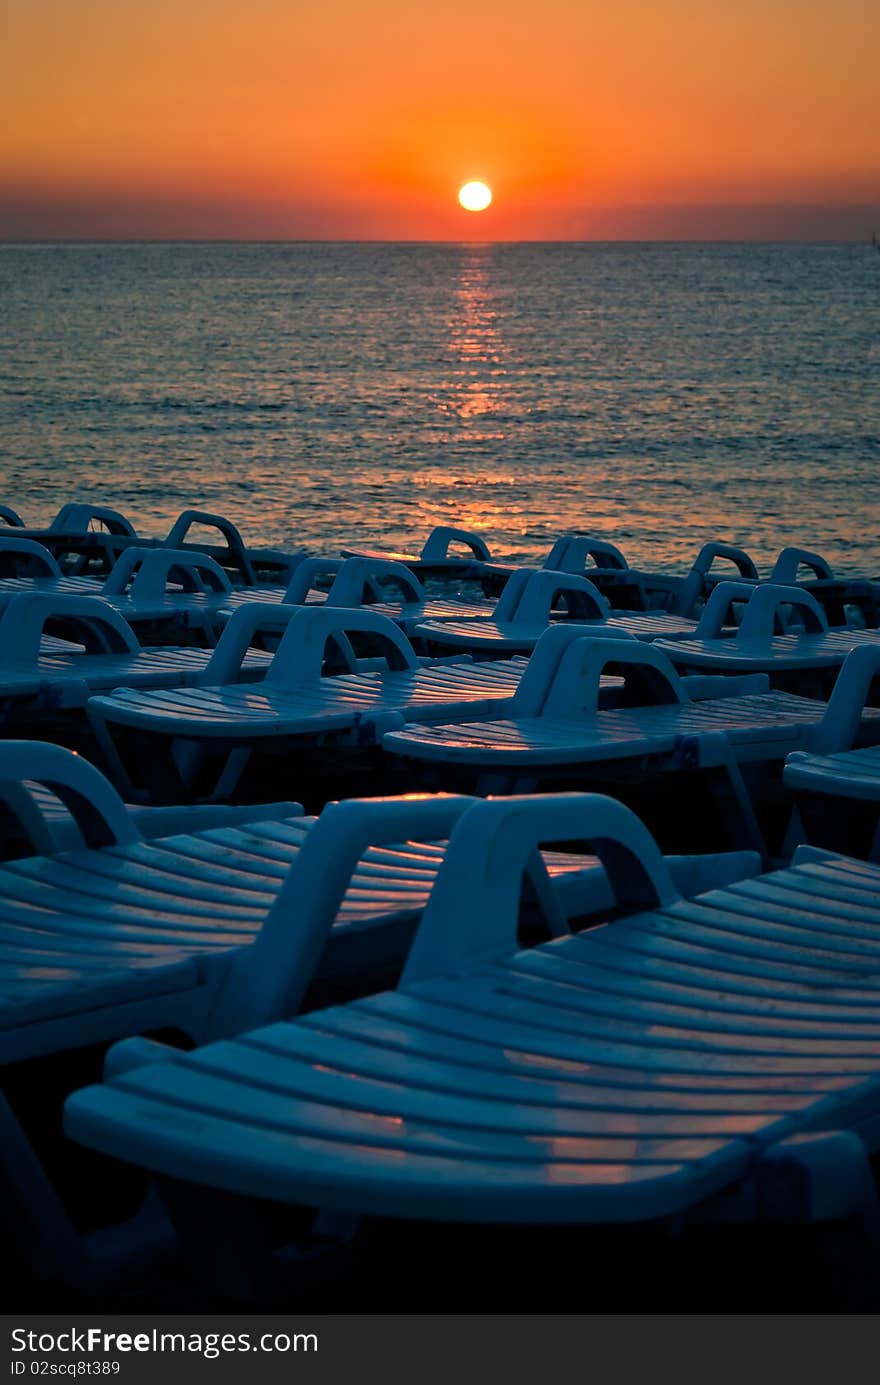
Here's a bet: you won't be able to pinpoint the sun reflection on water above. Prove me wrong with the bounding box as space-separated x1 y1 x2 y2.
437 247 508 434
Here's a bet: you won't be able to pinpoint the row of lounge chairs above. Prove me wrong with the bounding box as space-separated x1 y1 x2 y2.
2 499 879 1299
1 749 878 1287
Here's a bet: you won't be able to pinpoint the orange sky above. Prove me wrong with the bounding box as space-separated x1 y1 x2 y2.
2 0 878 238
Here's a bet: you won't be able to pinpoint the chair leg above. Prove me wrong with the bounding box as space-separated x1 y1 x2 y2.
0 1091 175 1290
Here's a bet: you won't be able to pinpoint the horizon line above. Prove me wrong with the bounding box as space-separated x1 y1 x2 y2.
1 235 877 247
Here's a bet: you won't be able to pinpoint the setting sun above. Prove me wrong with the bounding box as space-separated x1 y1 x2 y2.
458 181 492 213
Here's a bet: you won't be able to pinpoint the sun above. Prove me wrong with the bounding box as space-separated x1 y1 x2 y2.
458 180 492 212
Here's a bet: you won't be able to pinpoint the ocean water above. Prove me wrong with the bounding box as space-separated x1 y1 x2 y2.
1 241 877 575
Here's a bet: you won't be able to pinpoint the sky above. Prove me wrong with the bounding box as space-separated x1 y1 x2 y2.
2 0 878 240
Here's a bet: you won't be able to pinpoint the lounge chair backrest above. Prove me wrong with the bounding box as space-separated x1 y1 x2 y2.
512 624 637 716
0 504 24 527
282 557 344 604
403 793 681 983
489 567 540 620
49 504 137 538
418 526 491 563
200 603 303 684
736 584 828 647
536 636 687 720
265 606 420 687
0 740 140 855
695 580 761 638
324 558 424 608
216 793 478 1030
675 541 759 616
549 536 630 573
0 593 140 663
807 645 880 755
510 570 610 626
101 547 232 599
0 536 62 578
770 547 835 584
164 509 257 585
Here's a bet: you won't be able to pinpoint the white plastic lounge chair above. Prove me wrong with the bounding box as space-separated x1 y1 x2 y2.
0 535 106 592
381 635 880 852
656 582 880 695
0 593 273 726
769 549 880 629
283 557 502 628
413 569 708 657
0 546 291 643
162 509 304 588
342 525 493 579
86 606 542 801
0 757 753 1282
64 792 880 1244
781 648 880 861
86 613 775 804
6 504 144 574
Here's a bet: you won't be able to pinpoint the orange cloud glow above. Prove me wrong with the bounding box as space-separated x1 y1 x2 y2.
2 0 878 238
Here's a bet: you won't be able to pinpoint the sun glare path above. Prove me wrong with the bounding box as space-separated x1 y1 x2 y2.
458 181 492 212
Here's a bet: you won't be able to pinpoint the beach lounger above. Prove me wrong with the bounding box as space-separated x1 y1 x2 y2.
412 569 708 658
161 509 304 588
656 582 880 696
0 546 294 644
86 606 539 801
0 506 25 528
785 746 880 863
0 593 274 728
780 648 880 861
287 557 502 627
0 754 753 1282
381 636 880 853
63 792 880 1259
342 525 493 580
4 505 145 575
86 613 769 804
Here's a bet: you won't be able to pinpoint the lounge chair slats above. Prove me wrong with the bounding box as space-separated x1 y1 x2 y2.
383 691 859 767
62 790 880 1226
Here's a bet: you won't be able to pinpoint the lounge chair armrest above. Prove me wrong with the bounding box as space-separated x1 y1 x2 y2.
0 593 140 663
0 504 25 527
664 849 762 895
0 535 62 578
403 793 680 984
0 741 140 853
127 799 304 839
219 793 478 1029
679 672 770 700
103 1037 180 1080
419 526 491 563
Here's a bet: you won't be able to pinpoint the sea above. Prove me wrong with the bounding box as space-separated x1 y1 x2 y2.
1 241 878 576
